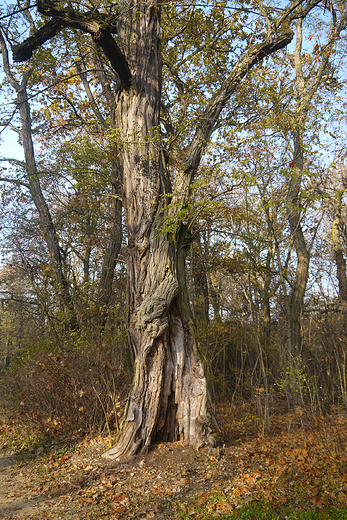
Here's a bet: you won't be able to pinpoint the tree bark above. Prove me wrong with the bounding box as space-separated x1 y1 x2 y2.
331 187 347 320
102 0 212 459
286 127 310 354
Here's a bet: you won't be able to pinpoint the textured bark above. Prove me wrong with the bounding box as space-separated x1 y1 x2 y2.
101 0 212 458
105 222 212 460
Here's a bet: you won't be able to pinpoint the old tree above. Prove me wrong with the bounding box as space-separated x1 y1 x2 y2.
11 0 327 460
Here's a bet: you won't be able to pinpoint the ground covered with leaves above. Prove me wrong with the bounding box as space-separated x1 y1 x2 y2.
1 404 347 519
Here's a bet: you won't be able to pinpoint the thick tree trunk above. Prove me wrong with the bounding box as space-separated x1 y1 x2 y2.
103 0 211 460
105 229 211 459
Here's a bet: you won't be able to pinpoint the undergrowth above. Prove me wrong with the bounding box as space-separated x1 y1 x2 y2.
0 344 131 445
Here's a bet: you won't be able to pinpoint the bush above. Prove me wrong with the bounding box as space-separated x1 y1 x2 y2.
0 345 131 438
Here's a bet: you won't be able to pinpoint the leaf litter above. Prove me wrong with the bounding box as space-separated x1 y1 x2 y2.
1 404 347 519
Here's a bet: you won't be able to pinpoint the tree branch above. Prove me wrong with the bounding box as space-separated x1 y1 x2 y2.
12 0 132 91
0 29 20 91
0 176 30 188
12 19 62 62
175 0 322 203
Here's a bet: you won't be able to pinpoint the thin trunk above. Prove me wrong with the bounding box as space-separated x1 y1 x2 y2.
17 87 78 329
286 127 310 354
332 189 347 320
285 10 347 353
209 275 222 323
77 47 123 327
0 29 77 328
192 238 210 330
98 167 123 326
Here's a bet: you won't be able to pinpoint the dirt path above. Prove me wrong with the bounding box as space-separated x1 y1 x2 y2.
0 448 51 519
0 440 113 520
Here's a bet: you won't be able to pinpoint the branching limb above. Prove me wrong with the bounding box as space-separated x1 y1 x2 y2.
0 176 30 188
174 0 325 209
12 19 62 62
12 0 132 91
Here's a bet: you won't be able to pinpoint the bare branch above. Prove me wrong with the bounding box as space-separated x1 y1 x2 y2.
0 28 20 91
75 60 106 126
0 157 25 166
0 176 30 188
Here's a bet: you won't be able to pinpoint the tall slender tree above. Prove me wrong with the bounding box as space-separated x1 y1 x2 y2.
0 11 77 329
286 4 346 354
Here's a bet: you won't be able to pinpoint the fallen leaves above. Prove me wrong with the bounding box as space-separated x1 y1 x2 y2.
1 407 347 519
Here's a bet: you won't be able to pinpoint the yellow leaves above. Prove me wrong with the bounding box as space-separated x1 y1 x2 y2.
233 485 249 496
212 500 233 513
338 491 347 505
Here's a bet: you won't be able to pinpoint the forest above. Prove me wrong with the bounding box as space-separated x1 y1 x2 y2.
1 0 347 517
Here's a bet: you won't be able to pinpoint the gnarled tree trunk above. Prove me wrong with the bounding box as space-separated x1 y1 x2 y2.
103 0 211 459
